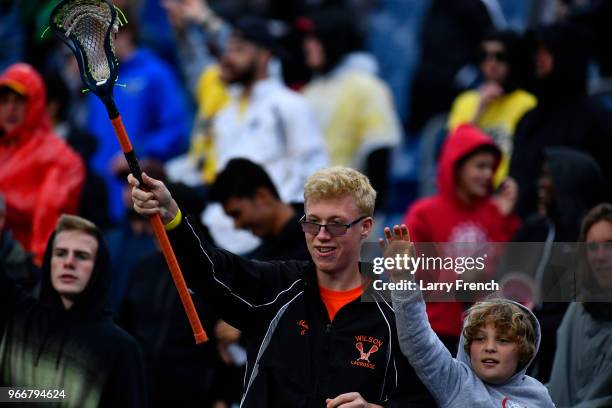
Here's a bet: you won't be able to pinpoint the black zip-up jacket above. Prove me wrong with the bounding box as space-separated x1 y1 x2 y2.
169 216 435 407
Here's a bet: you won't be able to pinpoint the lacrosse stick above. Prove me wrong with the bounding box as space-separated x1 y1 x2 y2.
50 0 207 343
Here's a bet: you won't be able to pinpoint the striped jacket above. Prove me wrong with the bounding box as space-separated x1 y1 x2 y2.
169 216 435 407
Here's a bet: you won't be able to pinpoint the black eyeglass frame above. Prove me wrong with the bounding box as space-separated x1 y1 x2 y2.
299 215 368 237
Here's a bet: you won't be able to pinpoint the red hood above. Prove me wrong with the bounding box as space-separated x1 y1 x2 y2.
437 124 501 202
0 63 51 143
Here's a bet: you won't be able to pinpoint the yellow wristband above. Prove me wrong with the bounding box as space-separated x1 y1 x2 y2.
164 208 182 231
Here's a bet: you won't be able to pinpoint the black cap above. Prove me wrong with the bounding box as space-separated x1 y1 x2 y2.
233 15 289 57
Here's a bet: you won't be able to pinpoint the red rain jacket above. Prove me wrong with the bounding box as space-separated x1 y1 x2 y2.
0 63 85 263
403 124 521 337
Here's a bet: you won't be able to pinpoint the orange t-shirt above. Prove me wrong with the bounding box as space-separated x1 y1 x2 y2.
319 285 364 322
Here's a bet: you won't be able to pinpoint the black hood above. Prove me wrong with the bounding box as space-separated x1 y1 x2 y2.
545 147 605 241
529 21 591 103
302 7 362 74
38 227 112 320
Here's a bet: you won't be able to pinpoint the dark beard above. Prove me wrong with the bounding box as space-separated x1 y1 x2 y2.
226 62 258 86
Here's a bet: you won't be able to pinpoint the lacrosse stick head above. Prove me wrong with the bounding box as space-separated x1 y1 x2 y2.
50 0 121 107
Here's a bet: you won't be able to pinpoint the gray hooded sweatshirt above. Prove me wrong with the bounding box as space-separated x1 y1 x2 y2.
546 302 612 407
392 289 556 407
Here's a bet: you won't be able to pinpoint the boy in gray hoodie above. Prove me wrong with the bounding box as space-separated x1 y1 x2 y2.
383 224 556 407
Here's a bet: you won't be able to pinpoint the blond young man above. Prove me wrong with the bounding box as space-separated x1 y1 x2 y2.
129 167 434 407
382 224 555 407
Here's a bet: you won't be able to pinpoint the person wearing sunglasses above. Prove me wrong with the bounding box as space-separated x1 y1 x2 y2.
448 29 536 187
128 166 435 407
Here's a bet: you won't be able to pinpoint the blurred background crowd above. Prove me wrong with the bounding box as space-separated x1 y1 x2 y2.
1 0 611 407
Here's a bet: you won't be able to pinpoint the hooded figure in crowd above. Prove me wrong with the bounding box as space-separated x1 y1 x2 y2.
508 147 605 382
510 21 612 218
0 63 85 264
514 147 605 244
0 215 145 407
403 124 520 350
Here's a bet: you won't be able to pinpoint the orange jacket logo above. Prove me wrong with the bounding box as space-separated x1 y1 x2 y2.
350 335 383 370
297 320 309 336
356 342 379 362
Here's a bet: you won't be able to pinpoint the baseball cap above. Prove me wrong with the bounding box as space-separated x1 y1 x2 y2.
233 15 289 57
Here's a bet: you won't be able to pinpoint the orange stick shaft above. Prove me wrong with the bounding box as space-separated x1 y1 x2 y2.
111 115 134 152
111 116 207 344
150 214 207 343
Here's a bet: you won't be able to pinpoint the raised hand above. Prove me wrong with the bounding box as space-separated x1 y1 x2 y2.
378 224 415 282
180 0 212 24
478 81 503 110
162 0 215 30
127 172 178 225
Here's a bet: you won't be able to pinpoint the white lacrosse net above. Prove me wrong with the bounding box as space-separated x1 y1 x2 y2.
53 1 120 85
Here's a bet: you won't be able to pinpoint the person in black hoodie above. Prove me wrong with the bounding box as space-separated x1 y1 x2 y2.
515 147 606 244
510 21 612 219
0 214 146 407
507 147 605 382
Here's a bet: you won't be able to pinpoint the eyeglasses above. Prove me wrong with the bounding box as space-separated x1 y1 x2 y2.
480 50 507 63
299 215 367 237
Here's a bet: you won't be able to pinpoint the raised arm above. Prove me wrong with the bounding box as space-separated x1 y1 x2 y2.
162 0 230 94
128 173 304 330
381 225 467 406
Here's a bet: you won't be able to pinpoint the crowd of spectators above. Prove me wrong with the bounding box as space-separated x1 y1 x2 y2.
1 0 611 406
